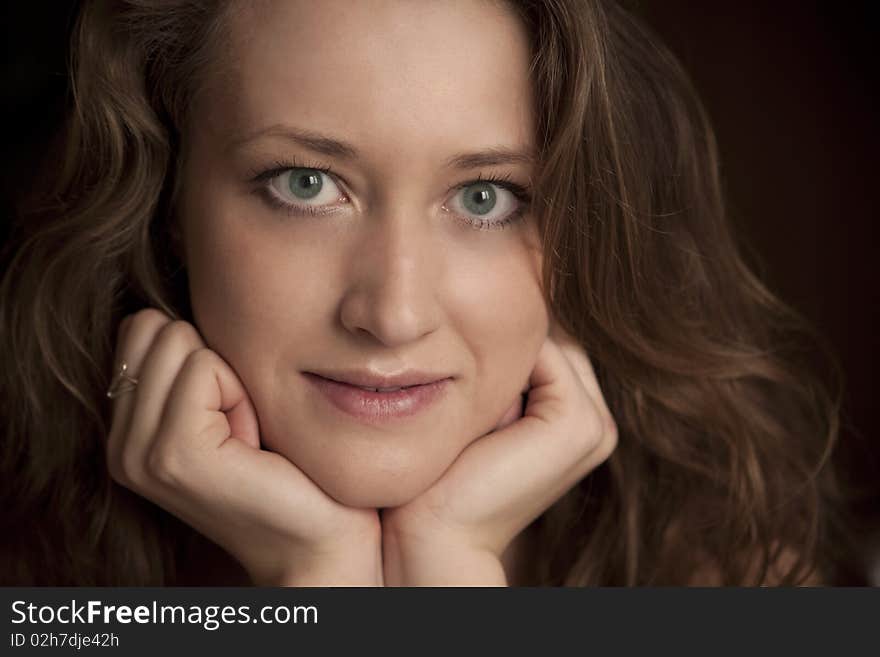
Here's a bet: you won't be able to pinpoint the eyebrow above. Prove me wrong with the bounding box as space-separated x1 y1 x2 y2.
230 124 533 169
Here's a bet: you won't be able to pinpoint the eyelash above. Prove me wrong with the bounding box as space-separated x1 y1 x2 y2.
248 158 532 231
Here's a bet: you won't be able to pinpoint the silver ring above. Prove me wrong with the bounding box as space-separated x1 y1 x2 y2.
106 361 139 399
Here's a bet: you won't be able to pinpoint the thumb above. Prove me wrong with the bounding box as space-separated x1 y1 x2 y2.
226 392 261 450
161 349 260 452
494 390 527 431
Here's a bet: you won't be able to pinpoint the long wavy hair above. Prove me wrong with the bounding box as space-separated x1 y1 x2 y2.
0 0 856 585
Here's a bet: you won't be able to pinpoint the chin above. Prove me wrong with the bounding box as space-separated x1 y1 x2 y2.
321 480 425 509
310 459 444 509
262 412 489 510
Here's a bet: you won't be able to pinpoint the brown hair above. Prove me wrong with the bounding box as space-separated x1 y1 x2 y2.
0 0 855 585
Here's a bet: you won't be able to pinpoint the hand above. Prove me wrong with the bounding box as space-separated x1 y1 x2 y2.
106 309 383 586
381 323 618 585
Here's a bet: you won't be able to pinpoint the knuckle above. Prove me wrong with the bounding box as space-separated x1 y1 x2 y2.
145 443 184 487
131 307 171 330
604 412 619 442
116 449 144 488
599 419 619 462
590 412 618 464
576 409 604 446
183 347 216 371
569 407 617 460
158 319 201 348
564 425 596 459
117 309 174 350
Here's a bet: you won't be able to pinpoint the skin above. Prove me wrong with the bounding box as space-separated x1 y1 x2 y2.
179 0 546 509
106 0 617 586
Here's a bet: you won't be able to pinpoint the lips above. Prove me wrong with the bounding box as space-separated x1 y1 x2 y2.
306 369 451 389
303 372 452 423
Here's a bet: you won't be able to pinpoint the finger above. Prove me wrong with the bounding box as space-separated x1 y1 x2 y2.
546 333 619 489
548 320 592 388
159 347 259 454
439 338 605 542
494 393 524 431
146 348 264 514
225 392 261 450
550 326 617 438
107 309 173 468
125 320 206 460
521 335 586 414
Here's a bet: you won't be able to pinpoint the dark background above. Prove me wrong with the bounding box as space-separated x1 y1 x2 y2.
638 0 879 582
2 1 877 582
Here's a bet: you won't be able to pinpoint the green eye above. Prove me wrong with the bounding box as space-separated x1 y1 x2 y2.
264 165 347 216
461 182 497 215
288 169 324 199
443 179 528 231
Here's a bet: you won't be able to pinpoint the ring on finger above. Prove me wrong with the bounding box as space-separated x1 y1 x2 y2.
107 361 139 399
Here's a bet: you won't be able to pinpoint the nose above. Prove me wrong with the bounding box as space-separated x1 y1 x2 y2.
338 205 441 347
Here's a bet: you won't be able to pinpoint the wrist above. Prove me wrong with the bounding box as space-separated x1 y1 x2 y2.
382 525 506 587
251 537 385 587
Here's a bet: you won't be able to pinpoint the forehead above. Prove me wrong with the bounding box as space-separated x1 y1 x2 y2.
207 0 534 161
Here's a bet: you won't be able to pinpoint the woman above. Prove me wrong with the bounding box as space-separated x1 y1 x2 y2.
0 0 850 585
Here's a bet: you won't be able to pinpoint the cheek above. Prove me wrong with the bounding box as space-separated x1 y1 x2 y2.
454 245 548 426
182 204 334 380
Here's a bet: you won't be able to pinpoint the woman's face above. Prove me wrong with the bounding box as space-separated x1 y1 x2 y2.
178 0 549 507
